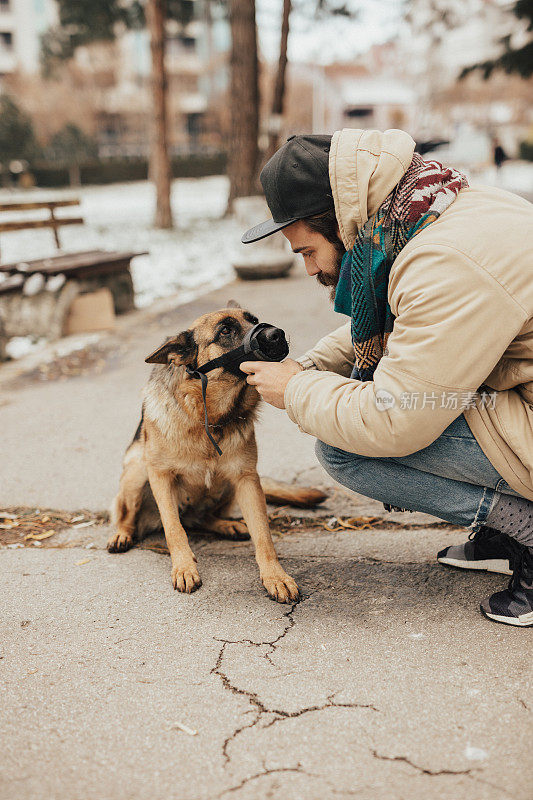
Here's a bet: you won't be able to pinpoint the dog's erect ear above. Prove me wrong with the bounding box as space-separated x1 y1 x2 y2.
226 299 242 309
145 330 197 365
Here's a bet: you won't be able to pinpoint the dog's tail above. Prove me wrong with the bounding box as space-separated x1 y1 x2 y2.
260 477 328 508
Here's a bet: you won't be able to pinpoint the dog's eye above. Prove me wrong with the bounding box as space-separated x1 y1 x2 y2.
219 325 232 336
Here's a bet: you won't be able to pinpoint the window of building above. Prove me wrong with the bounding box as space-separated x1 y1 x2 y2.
0 31 13 49
344 107 373 118
167 33 196 56
180 36 195 50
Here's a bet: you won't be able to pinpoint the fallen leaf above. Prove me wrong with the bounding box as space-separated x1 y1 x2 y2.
75 558 91 565
73 520 95 529
169 722 197 736
25 530 56 541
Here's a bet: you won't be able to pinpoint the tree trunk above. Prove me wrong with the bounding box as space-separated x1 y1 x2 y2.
146 0 173 229
69 163 81 187
266 0 291 162
226 0 259 212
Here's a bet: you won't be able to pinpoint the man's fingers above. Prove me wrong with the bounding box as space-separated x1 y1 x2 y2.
239 361 257 374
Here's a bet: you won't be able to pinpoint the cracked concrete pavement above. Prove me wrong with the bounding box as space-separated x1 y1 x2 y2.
1 269 532 799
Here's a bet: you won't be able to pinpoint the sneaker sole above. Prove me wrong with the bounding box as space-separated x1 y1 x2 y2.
480 607 533 627
437 556 512 575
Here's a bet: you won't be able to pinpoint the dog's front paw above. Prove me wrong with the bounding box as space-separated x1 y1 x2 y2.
107 530 134 553
172 560 202 593
261 568 299 604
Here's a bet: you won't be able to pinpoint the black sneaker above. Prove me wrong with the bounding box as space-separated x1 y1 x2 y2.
480 546 533 627
437 525 524 575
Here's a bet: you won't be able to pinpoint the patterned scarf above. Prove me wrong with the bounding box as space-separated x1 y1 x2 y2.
334 152 469 382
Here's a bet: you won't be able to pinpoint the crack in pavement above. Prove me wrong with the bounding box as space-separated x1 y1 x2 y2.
215 761 364 798
262 694 380 730
215 762 310 798
211 593 380 766
368 749 511 797
368 748 477 776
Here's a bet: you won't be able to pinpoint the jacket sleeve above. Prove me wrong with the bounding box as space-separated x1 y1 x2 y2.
284 244 527 457
294 321 354 377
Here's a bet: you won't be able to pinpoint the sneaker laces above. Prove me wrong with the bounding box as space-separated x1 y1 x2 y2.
508 546 533 592
468 524 501 543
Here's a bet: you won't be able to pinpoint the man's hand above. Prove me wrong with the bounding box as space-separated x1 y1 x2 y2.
240 358 304 409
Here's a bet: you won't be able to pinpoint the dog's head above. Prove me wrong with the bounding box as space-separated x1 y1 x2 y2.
144 300 260 379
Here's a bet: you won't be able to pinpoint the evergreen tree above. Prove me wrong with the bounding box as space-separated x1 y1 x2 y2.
0 96 40 167
49 123 98 186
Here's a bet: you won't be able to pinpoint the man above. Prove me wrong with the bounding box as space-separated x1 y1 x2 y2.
239 128 533 627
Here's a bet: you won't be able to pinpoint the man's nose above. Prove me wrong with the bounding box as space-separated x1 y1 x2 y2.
305 260 319 277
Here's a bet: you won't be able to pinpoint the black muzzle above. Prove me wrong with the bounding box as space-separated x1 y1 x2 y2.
194 323 289 377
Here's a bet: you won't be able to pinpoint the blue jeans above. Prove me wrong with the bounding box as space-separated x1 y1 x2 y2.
315 413 524 533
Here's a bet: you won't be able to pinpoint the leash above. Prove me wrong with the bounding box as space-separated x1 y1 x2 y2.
185 366 223 456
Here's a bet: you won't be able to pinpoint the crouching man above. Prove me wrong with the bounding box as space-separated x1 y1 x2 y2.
240 128 533 627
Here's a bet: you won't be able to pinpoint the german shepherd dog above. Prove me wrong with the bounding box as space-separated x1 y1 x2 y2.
107 303 323 603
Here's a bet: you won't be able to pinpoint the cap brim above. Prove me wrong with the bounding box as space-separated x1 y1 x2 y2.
241 217 298 244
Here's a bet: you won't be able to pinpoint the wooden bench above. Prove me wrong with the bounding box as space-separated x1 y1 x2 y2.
0 199 84 256
0 199 147 358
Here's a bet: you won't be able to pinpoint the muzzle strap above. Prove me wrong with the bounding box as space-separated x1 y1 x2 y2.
185 366 223 456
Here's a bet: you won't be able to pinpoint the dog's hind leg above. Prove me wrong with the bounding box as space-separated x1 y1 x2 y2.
202 515 250 540
107 441 148 553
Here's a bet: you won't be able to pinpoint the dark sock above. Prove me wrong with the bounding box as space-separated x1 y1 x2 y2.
485 492 533 547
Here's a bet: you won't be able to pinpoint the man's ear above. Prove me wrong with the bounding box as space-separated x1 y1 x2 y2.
145 330 197 365
226 299 242 309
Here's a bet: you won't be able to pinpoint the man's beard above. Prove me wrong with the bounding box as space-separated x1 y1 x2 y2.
315 242 345 303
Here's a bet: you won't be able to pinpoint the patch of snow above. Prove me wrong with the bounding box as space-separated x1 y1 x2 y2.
472 161 533 196
5 331 103 363
5 336 47 360
464 744 488 761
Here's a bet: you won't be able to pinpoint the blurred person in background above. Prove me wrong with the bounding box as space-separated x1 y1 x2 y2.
240 129 533 627
492 136 509 185
493 137 508 171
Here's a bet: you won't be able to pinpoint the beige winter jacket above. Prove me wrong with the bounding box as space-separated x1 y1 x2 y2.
284 128 533 501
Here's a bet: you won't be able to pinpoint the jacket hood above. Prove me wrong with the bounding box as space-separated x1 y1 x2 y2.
329 128 416 250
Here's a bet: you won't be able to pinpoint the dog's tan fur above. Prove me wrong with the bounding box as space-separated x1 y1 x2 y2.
107 304 320 603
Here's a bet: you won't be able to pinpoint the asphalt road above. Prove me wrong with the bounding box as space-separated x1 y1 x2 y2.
1 267 531 799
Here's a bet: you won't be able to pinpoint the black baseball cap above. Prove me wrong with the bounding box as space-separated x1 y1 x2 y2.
241 134 334 244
